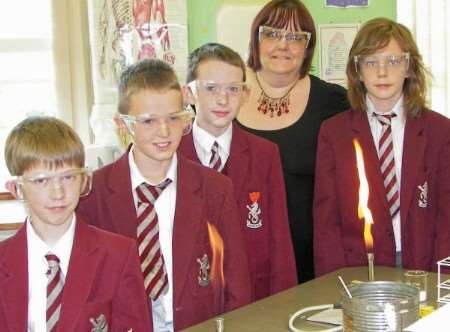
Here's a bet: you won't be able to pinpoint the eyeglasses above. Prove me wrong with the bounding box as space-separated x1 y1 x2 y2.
258 26 311 48
14 168 92 197
189 81 247 98
354 52 410 72
118 109 194 134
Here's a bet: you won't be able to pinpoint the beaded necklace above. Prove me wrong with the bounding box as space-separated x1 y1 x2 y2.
256 74 298 117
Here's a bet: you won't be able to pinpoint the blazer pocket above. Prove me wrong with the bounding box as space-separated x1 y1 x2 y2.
253 271 270 299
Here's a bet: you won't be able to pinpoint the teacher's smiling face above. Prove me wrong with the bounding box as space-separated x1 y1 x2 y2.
258 23 308 76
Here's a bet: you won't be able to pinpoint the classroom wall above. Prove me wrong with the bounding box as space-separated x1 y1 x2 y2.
187 0 396 76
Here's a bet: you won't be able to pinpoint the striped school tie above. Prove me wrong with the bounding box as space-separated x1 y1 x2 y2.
376 113 400 217
209 141 222 172
136 179 171 301
45 253 64 332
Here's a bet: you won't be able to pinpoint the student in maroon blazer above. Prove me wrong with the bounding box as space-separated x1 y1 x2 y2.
314 18 450 276
179 43 297 300
77 59 251 331
0 217 151 332
1 116 151 332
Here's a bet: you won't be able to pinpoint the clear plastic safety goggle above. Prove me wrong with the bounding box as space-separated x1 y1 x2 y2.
118 109 195 135
258 25 311 48
188 80 247 98
354 52 410 72
13 167 92 197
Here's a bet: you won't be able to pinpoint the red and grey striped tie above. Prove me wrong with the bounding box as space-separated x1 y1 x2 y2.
136 179 171 301
209 141 222 172
376 113 400 217
45 253 64 332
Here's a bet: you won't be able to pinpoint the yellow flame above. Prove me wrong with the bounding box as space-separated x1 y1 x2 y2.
353 139 374 251
207 223 225 287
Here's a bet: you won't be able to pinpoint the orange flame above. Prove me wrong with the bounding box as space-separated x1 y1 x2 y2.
207 223 225 287
353 139 374 252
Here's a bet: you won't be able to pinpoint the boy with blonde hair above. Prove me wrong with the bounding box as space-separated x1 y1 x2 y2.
0 116 151 331
78 59 251 331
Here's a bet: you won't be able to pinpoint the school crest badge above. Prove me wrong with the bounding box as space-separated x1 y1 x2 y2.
90 314 108 332
246 192 262 229
418 181 428 208
197 254 210 286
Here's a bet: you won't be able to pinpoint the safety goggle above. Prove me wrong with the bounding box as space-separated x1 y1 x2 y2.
354 52 410 72
188 81 247 98
13 167 92 197
258 25 311 48
118 109 195 135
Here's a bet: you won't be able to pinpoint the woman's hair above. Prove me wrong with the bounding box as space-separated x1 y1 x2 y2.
346 17 430 116
5 116 84 176
247 0 316 78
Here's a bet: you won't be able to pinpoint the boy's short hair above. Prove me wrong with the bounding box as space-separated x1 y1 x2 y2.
346 17 430 117
118 59 181 114
5 116 85 176
187 42 246 83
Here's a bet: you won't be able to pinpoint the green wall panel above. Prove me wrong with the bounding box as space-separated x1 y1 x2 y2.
187 0 396 76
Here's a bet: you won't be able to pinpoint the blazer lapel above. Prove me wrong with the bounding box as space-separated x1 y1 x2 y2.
57 219 103 331
350 110 388 210
107 148 139 238
179 133 202 164
226 124 250 199
172 156 204 304
0 225 28 332
400 115 426 223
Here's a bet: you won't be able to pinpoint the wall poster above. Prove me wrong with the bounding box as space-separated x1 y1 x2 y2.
87 0 188 146
319 23 359 87
325 0 369 7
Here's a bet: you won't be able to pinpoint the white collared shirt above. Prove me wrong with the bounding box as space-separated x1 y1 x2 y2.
192 119 232 169
128 147 177 332
366 95 406 252
27 214 76 332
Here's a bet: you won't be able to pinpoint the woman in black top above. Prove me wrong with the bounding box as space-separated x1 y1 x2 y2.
236 0 349 283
